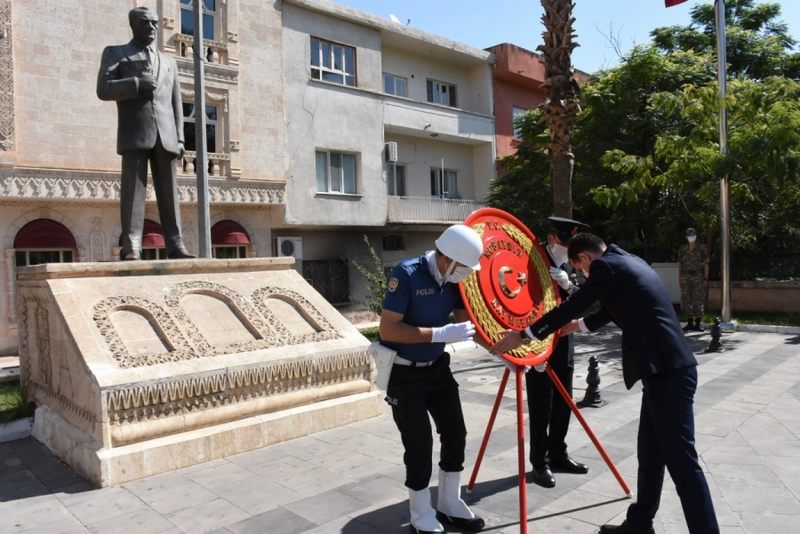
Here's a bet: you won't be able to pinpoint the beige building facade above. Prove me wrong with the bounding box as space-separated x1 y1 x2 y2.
0 0 495 354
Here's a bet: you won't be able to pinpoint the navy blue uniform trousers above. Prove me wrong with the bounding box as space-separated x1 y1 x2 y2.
386 353 467 491
525 335 573 467
628 365 719 534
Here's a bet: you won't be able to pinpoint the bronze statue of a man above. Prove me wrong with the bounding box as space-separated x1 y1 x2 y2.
97 7 194 260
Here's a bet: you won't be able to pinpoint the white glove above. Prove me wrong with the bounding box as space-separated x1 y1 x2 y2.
431 321 476 343
496 354 530 373
549 266 570 290
534 362 547 373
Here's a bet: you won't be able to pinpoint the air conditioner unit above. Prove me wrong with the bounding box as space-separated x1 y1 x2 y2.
274 237 303 260
385 141 398 163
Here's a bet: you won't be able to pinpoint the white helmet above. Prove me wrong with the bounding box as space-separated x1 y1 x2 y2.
435 224 483 270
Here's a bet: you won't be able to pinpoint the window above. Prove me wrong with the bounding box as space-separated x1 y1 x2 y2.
211 220 249 259
430 168 459 199
303 259 349 304
383 73 407 97
387 164 406 196
512 106 528 139
316 150 358 194
426 79 457 107
310 37 356 87
183 103 218 153
180 0 215 40
382 235 405 251
14 219 76 267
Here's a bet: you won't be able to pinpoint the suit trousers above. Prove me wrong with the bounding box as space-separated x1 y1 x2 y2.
525 336 573 468
386 353 467 491
627 365 719 534
120 134 183 255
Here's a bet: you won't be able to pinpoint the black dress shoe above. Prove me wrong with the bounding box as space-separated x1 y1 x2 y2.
550 456 589 474
599 520 655 534
436 511 485 532
167 248 196 259
121 250 140 261
529 466 555 488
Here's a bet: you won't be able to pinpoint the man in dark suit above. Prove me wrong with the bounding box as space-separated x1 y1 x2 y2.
97 7 194 260
526 217 590 488
491 233 719 534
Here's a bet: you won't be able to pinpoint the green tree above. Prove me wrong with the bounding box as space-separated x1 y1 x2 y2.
651 0 800 80
490 0 800 268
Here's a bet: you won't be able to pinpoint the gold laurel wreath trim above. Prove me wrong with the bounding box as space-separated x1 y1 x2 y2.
462 222 557 359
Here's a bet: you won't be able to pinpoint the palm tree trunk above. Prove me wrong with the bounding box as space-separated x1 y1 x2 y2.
538 0 581 218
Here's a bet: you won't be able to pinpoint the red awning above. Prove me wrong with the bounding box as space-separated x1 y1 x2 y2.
14 219 76 249
142 219 165 247
211 220 250 245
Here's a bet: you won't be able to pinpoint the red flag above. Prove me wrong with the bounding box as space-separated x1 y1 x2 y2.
665 0 688 6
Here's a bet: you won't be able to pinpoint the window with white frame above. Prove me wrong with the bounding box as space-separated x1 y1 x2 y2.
180 0 215 40
430 168 459 199
387 164 406 196
316 150 358 194
512 106 528 139
183 103 218 153
310 37 356 87
426 79 457 107
383 73 407 97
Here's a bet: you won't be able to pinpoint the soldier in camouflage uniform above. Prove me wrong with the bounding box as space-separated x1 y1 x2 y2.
678 228 709 332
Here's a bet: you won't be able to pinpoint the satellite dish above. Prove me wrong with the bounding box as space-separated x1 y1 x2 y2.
389 13 401 24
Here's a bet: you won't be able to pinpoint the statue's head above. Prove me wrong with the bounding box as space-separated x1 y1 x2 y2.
129 7 158 47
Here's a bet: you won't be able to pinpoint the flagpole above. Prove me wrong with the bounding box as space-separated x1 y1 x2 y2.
193 0 211 258
715 0 733 326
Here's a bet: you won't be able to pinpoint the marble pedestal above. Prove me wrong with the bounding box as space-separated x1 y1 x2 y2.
16 258 381 487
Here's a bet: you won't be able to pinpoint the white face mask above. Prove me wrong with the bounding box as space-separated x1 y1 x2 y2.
548 243 569 267
687 236 696 243
445 263 472 284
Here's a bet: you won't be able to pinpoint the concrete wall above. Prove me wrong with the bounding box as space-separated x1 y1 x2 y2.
382 46 492 116
384 134 478 200
281 3 388 227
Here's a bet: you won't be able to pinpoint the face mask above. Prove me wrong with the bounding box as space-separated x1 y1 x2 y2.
687 236 696 243
445 263 472 284
549 243 569 267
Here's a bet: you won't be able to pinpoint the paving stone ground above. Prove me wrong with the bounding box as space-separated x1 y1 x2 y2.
2 328 800 533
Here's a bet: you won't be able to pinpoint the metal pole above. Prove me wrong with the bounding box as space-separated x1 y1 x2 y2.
715 0 733 324
193 0 211 258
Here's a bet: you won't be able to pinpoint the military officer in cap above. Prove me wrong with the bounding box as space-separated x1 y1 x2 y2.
678 228 709 332
524 216 590 487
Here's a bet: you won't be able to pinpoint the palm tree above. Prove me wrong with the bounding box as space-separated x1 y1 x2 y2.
538 0 580 217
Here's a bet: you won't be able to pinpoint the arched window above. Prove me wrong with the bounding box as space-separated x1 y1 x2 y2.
118 220 167 260
14 219 77 266
211 220 250 259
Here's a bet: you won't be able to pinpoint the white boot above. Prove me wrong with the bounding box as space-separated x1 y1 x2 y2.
436 470 485 532
409 487 444 533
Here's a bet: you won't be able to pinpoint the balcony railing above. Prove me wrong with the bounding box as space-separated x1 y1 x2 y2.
180 150 230 177
387 196 486 224
174 34 228 65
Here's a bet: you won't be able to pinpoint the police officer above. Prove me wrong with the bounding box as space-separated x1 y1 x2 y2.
525 216 590 487
379 224 486 534
678 228 709 332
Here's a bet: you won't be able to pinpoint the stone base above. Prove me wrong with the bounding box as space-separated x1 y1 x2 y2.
17 258 380 487
33 390 382 487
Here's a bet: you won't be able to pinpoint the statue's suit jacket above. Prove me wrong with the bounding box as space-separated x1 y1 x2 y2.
97 41 183 156
528 244 697 389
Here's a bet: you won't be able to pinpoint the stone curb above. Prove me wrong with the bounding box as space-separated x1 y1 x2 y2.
0 417 33 443
735 323 800 335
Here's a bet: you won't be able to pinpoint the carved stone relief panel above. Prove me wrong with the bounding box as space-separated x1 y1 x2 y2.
92 296 196 368
0 0 14 151
91 282 344 368
89 218 106 262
